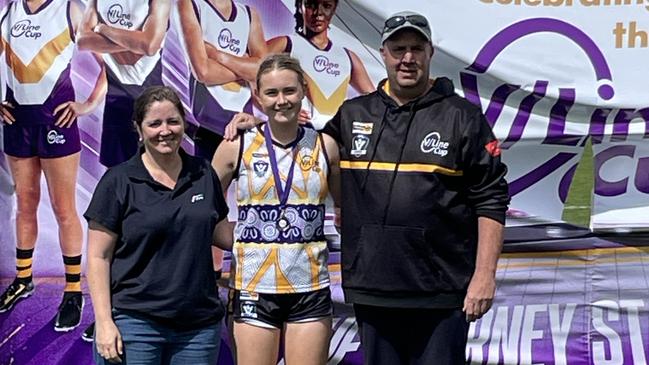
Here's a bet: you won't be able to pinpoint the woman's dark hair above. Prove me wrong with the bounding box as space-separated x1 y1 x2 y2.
256 54 306 91
294 0 338 35
132 86 186 128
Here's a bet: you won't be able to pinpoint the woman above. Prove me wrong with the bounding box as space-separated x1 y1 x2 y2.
267 0 374 129
175 0 267 307
77 0 171 167
86 86 231 364
212 54 341 365
0 0 106 332
176 0 267 160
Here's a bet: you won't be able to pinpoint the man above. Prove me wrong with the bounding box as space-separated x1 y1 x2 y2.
320 11 510 364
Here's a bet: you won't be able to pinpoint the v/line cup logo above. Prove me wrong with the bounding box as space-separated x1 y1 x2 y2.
218 28 241 53
47 130 66 145
459 17 629 200
11 20 42 39
107 4 133 28
313 55 341 76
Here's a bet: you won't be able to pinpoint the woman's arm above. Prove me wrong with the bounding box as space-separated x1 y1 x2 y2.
212 219 234 251
210 7 268 83
54 53 107 127
347 49 375 94
94 0 171 56
87 221 123 363
76 0 128 53
266 35 289 54
177 0 238 85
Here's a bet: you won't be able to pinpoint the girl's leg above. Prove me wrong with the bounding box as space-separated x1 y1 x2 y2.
41 152 82 258
41 152 84 331
232 321 281 365
7 155 42 252
0 156 41 312
283 317 332 365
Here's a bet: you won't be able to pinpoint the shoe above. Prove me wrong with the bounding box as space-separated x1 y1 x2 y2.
0 278 34 313
54 292 84 332
81 322 95 342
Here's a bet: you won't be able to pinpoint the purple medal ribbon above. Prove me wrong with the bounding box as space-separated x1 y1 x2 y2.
263 124 301 231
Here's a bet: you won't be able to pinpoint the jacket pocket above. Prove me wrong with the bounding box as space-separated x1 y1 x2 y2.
346 224 459 292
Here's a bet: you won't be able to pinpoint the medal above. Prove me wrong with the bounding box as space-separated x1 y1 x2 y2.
263 124 301 231
277 212 290 231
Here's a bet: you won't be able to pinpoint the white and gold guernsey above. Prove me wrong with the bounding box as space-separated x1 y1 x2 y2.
231 126 330 294
96 0 162 85
189 0 252 134
287 34 352 130
0 0 75 120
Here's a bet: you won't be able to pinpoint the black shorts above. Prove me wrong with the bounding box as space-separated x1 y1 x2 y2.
228 288 332 329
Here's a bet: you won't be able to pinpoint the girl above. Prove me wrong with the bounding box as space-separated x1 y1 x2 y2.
0 0 106 332
212 54 341 365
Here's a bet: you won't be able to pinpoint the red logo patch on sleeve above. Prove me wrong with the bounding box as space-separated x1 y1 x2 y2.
485 140 501 157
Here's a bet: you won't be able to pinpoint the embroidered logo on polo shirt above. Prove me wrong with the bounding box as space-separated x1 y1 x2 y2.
420 132 449 157
191 193 204 203
351 135 369 157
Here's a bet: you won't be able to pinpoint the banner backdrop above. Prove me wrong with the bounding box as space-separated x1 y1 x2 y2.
1 0 649 364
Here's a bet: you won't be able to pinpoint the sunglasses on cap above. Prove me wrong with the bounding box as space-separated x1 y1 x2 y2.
383 14 429 32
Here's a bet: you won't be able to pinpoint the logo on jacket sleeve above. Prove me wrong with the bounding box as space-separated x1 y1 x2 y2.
351 135 370 157
420 132 449 156
352 121 373 135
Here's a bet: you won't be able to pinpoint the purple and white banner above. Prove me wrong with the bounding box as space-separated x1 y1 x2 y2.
1 0 649 364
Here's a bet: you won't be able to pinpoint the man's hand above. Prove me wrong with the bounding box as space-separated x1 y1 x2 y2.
298 109 311 124
462 272 496 322
223 112 262 141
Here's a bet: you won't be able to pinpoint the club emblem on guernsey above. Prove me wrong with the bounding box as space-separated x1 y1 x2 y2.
420 132 449 156
253 160 269 177
240 301 257 318
46 130 66 145
351 135 369 157
300 155 316 171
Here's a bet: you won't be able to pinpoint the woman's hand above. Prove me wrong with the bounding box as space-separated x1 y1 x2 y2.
53 101 93 128
0 101 15 125
95 319 123 363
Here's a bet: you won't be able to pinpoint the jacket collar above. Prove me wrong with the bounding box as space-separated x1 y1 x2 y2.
377 77 455 110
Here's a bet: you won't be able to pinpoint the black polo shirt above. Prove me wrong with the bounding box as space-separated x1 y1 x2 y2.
84 149 228 329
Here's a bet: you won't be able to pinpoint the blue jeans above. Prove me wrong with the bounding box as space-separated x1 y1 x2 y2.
94 311 221 365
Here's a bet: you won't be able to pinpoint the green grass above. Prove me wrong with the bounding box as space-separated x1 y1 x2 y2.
561 139 593 227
